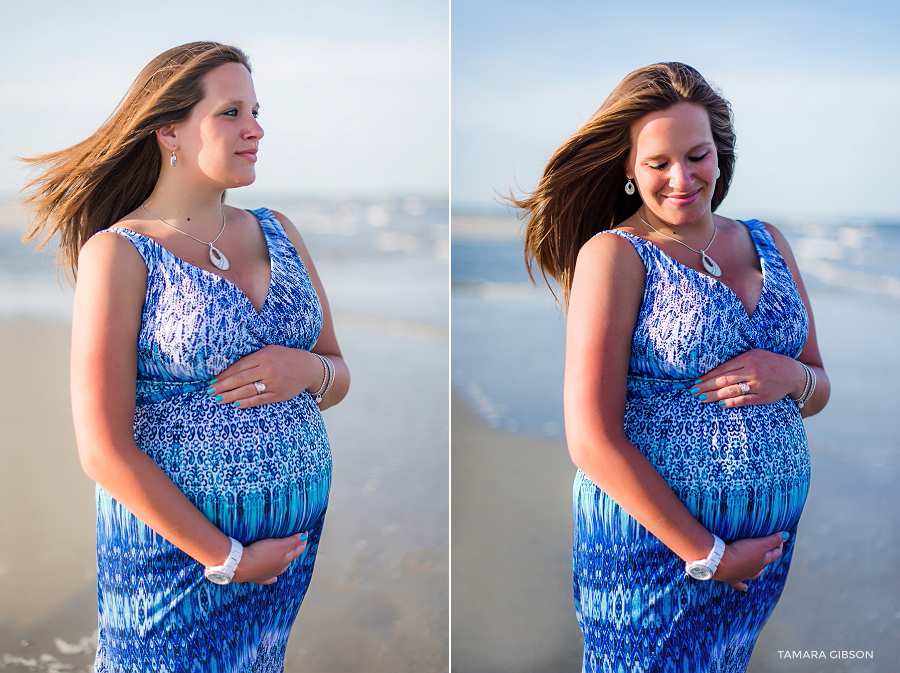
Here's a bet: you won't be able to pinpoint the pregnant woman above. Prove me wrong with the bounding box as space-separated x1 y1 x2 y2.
22 42 348 670
513 62 829 671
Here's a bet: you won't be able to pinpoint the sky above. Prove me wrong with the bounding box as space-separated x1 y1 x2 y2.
4 1 899 219
452 0 900 221
0 0 448 202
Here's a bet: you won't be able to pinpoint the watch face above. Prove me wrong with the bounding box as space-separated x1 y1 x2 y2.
205 570 231 585
688 565 714 581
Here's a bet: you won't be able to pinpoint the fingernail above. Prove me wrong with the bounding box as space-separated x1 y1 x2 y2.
300 532 308 541
232 401 241 407
694 378 703 384
208 378 218 384
781 532 790 541
699 394 708 401
214 395 224 402
689 387 699 394
206 387 216 395
717 400 726 407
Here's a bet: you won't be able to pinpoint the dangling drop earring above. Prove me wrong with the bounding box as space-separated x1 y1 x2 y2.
170 151 177 167
716 167 721 179
624 179 635 196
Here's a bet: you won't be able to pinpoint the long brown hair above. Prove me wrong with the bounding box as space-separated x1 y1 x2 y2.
20 41 251 280
512 62 736 308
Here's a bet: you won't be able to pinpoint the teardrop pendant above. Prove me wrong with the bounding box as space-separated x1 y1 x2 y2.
209 245 230 271
701 251 721 277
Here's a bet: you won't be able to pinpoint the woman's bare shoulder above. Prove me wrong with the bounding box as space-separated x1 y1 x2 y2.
577 229 644 271
78 224 148 284
570 229 646 312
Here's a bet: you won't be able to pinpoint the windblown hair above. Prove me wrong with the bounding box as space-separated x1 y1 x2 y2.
511 62 736 308
20 41 251 280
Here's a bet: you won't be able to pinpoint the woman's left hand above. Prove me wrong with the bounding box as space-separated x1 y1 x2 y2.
206 345 322 409
692 348 805 408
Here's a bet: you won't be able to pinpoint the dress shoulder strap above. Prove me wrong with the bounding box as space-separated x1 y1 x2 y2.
248 207 285 238
737 218 800 288
93 227 155 269
739 218 782 260
248 207 296 254
248 207 310 268
593 228 656 268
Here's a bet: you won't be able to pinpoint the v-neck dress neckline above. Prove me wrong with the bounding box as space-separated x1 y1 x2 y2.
599 217 809 382
614 219 767 321
100 206 324 388
110 209 275 317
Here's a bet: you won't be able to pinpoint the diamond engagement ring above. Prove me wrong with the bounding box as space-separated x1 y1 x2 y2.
254 381 266 395
738 381 750 395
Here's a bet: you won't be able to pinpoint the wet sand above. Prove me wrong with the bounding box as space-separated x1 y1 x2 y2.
451 283 900 673
0 252 448 671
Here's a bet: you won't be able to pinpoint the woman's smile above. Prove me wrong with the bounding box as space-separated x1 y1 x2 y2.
664 188 701 207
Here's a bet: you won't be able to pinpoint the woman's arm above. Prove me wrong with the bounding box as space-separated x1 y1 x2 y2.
207 210 349 411
765 223 829 417
72 233 305 584
690 223 830 417
565 233 784 590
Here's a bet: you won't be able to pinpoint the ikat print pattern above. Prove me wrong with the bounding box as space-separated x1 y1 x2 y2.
574 220 811 672
93 208 331 673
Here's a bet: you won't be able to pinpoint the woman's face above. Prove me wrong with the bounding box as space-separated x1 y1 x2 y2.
627 102 718 227
170 62 264 189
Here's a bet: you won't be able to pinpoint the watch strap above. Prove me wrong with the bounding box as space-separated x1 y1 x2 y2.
685 534 725 580
204 537 243 584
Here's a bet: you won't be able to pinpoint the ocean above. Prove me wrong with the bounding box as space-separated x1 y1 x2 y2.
452 213 900 439
0 196 449 324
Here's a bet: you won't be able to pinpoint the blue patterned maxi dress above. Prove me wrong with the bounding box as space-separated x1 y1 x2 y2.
92 208 331 672
573 219 811 672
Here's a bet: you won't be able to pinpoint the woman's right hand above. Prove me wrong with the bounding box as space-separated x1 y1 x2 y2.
713 532 788 591
231 533 308 585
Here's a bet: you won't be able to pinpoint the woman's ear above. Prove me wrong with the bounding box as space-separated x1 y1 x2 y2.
624 147 636 181
155 126 178 153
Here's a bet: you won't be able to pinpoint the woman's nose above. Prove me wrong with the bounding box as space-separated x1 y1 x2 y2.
245 117 264 141
668 162 692 190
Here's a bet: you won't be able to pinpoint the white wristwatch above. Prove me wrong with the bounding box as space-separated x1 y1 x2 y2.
204 537 244 585
685 534 725 580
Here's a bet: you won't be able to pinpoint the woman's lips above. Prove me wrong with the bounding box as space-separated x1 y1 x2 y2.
664 189 700 206
236 150 258 162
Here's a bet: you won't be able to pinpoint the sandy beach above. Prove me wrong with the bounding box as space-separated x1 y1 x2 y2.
0 207 449 672
452 280 900 673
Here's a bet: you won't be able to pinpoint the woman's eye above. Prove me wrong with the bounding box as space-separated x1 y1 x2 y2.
689 152 709 162
252 109 259 119
223 108 238 117
648 163 667 171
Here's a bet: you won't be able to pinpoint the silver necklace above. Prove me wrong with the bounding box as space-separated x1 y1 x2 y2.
141 202 230 270
637 210 721 277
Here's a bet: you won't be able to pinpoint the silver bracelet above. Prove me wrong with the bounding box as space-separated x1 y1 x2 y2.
316 356 335 404
311 353 329 400
790 363 813 409
311 354 335 405
324 356 335 395
800 366 816 408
